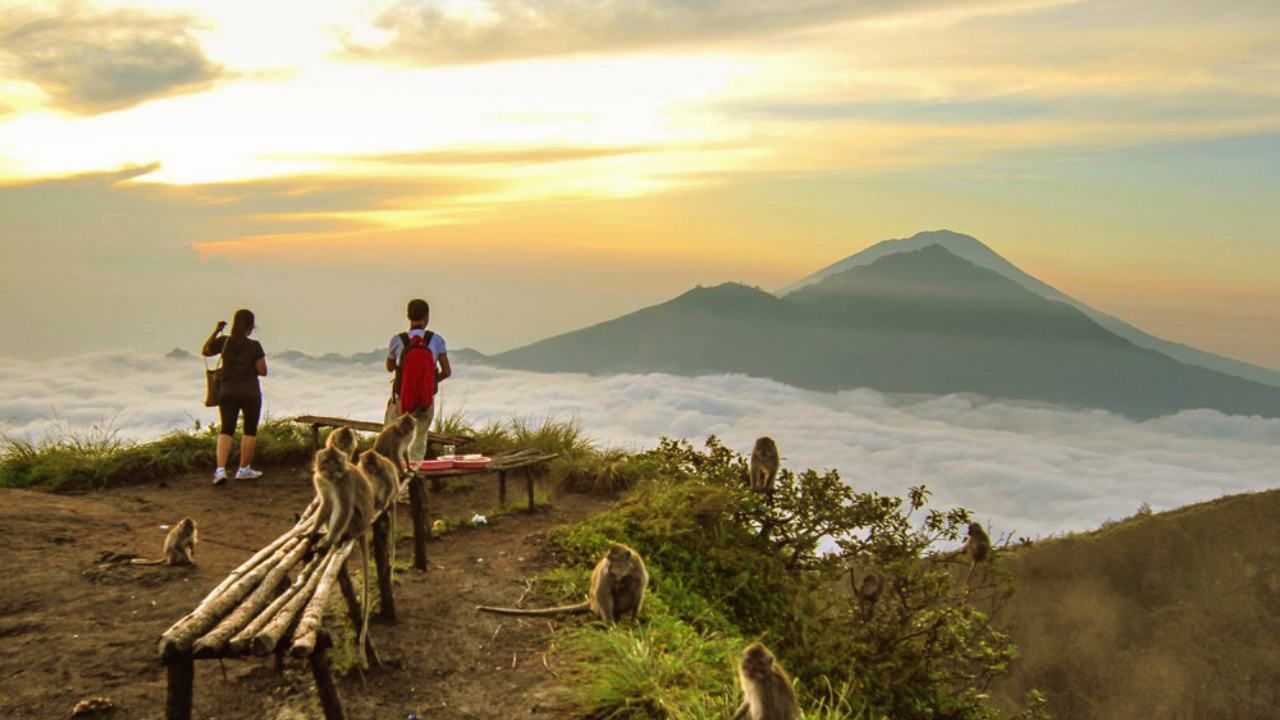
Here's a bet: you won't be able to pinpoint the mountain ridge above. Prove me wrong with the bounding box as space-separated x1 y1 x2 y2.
493 243 1280 419
781 229 1280 386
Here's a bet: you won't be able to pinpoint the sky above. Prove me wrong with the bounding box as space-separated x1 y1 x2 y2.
4 351 1280 538
0 0 1278 367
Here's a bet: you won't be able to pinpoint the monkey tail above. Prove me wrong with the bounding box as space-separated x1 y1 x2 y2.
130 558 166 565
476 601 592 617
359 536 371 669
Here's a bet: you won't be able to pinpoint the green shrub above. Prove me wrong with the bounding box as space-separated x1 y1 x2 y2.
542 436 1047 720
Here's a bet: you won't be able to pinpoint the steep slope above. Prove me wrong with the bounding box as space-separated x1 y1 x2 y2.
994 489 1280 720
492 246 1280 419
780 229 1280 387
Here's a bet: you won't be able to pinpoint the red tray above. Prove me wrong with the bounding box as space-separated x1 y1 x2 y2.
415 459 454 471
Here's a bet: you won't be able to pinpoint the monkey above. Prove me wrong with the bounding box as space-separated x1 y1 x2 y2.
477 543 648 624
954 522 991 583
324 426 358 460
132 517 198 566
373 413 417 473
854 570 882 621
748 437 780 493
357 448 401 569
309 446 378 667
733 642 802 720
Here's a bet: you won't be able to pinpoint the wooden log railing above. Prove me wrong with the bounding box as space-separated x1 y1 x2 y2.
288 414 472 455
158 489 402 720
156 444 557 720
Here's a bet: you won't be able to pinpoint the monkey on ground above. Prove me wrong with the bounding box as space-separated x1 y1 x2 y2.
373 413 417 472
357 448 401 568
309 446 378 666
132 517 198 566
733 642 802 720
325 426 359 460
477 543 648 624
748 437 780 493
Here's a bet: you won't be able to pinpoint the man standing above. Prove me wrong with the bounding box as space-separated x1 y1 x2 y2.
385 298 451 463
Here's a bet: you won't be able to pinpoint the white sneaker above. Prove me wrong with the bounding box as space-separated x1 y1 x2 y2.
213 468 227 485
235 466 263 480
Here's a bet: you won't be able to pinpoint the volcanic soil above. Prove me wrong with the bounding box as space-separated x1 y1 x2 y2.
0 464 613 719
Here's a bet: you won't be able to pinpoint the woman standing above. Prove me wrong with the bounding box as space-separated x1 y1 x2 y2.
202 309 268 485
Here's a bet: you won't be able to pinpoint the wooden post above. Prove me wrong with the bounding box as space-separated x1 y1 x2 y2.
371 513 397 620
337 568 382 666
408 474 429 572
498 469 508 507
310 629 347 720
526 465 537 513
164 652 194 720
310 423 321 452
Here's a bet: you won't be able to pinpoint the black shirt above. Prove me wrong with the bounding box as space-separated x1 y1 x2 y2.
212 336 265 398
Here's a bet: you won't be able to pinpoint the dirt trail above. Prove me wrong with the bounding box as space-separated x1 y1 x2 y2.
0 464 612 719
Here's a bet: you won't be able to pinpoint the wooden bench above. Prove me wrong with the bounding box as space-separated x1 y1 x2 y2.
289 414 472 454
400 448 558 572
157 483 410 720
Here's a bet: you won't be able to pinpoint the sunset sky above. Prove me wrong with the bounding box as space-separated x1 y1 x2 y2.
1 0 1277 367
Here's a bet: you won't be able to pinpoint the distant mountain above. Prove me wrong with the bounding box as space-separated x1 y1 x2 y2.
267 347 488 365
781 229 1280 387
493 245 1280 419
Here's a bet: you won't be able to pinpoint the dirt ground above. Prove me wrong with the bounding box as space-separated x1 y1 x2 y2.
0 464 614 720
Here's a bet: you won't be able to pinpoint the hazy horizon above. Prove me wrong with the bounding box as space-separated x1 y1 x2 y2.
1 1 1278 367
4 349 1279 539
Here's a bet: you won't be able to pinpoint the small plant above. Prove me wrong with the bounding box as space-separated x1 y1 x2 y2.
557 448 659 495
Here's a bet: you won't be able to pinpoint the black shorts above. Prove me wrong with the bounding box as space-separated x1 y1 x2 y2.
219 394 262 437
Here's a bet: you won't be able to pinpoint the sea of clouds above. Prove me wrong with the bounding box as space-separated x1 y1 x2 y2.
2 350 1278 539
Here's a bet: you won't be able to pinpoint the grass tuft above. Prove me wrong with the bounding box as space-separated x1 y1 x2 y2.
0 418 313 491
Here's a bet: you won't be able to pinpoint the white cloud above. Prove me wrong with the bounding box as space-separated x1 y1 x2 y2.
2 351 1277 539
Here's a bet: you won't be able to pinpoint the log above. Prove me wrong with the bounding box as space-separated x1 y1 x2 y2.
409 475 429 572
251 545 340 656
159 535 306 661
228 555 323 656
337 567 382 666
289 541 354 658
371 513 397 621
310 629 347 720
193 536 312 657
164 652 194 720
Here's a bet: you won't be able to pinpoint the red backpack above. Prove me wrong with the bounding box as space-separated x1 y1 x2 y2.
396 331 436 414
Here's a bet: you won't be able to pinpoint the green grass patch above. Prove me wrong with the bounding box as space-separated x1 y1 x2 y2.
0 418 314 491
531 437 1050 720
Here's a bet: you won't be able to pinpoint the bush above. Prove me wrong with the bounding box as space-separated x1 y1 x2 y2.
543 436 1048 720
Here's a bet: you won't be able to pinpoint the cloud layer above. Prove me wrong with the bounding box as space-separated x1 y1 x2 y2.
3 351 1277 540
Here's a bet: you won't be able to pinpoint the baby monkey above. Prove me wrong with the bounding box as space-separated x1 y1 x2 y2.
749 437 780 493
325 426 359 460
733 642 801 720
478 543 648 624
374 413 418 472
132 517 198 566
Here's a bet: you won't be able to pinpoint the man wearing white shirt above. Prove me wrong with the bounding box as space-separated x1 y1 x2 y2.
385 298 452 462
